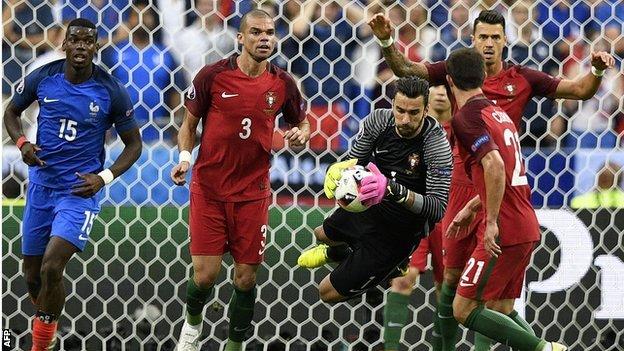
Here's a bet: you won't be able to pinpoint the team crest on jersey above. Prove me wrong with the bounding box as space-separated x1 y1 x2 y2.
505 83 516 96
264 91 277 115
408 153 420 173
89 101 100 118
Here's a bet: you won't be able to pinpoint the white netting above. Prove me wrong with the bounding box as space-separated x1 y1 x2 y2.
2 0 624 350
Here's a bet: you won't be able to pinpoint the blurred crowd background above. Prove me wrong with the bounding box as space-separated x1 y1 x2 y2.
2 0 624 207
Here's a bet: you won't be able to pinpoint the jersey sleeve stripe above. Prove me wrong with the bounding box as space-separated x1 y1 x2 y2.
420 126 453 222
348 109 392 161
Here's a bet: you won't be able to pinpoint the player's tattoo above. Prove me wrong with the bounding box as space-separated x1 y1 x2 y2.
381 45 428 78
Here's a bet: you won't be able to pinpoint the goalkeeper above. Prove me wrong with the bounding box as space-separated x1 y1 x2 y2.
297 76 452 349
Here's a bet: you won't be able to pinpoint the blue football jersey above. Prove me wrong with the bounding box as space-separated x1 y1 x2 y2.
11 59 138 189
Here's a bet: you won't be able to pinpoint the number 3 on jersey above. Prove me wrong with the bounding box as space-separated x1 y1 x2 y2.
503 129 528 186
239 117 252 139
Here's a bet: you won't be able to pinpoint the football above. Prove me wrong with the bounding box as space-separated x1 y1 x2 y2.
334 165 373 213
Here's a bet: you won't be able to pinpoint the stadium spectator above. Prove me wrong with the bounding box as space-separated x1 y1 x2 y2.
101 0 186 144
160 0 237 81
291 0 372 151
59 0 131 42
571 162 624 208
429 0 473 62
2 0 55 96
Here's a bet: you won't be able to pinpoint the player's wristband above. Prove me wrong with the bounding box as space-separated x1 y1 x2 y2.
16 136 29 150
179 150 192 164
98 169 114 185
591 66 605 77
378 36 394 48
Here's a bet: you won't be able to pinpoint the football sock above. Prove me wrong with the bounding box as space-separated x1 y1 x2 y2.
326 244 351 262
508 310 535 335
383 292 410 351
432 310 443 351
224 340 243 351
464 306 547 351
474 332 493 350
438 283 459 351
228 285 256 343
32 311 58 351
185 276 213 326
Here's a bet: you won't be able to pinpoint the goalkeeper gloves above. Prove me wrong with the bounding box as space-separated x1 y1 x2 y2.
360 162 410 206
324 158 358 199
359 162 388 207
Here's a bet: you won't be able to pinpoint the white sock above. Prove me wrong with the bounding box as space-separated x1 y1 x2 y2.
542 343 552 351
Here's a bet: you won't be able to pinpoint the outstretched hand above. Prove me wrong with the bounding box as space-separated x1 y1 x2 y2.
445 205 477 238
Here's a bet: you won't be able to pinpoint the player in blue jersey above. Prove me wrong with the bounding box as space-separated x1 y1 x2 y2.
3 18 142 350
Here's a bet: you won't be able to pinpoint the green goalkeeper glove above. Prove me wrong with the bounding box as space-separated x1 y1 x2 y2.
324 159 358 199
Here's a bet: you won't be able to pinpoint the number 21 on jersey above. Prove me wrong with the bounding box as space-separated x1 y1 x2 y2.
503 129 528 186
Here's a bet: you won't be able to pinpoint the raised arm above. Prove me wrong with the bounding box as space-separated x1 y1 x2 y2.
292 1 318 38
367 13 429 79
553 51 615 100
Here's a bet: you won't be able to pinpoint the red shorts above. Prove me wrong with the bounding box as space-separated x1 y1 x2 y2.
189 192 269 264
441 183 481 269
409 223 444 283
456 240 536 301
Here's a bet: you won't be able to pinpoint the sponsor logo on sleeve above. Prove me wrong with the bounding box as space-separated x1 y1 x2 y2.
430 167 453 176
471 134 490 152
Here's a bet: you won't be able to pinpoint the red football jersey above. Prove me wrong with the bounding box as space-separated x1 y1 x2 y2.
185 55 306 201
451 95 540 246
426 61 561 186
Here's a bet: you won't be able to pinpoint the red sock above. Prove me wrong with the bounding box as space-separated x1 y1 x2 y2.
31 318 57 351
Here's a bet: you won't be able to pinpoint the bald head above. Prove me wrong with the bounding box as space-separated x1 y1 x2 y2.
239 9 273 32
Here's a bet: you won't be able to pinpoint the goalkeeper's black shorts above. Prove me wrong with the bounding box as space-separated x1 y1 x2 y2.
322 207 425 299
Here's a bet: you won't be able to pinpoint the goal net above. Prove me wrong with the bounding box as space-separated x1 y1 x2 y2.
2 0 623 350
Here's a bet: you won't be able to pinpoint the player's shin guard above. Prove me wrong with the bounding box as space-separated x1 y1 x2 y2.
227 286 256 344
186 276 213 326
438 283 459 351
31 312 58 351
383 292 410 351
508 310 535 335
326 244 351 262
464 306 547 351
474 332 493 351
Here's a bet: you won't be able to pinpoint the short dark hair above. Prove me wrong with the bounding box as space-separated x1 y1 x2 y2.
66 18 97 32
394 76 430 106
239 9 273 32
447 48 485 91
473 10 505 33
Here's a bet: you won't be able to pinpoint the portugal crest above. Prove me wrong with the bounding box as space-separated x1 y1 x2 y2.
408 153 420 172
505 83 516 96
265 91 276 108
